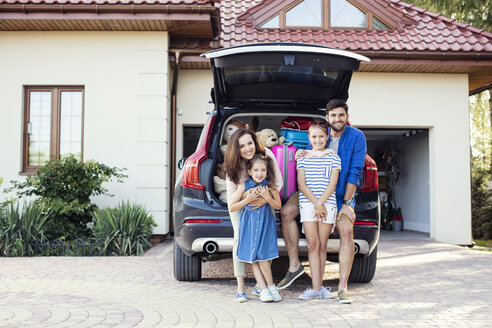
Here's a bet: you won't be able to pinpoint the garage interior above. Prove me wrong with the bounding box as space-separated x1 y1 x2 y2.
362 128 430 235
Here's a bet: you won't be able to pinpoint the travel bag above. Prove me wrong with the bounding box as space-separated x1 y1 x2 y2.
271 144 298 203
280 116 313 130
280 129 309 149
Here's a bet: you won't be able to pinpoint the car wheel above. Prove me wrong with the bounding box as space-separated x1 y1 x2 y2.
174 242 202 281
348 246 377 283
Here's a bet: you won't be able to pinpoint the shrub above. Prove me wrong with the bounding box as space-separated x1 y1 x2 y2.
6 156 127 241
92 201 156 256
471 166 492 240
0 201 48 256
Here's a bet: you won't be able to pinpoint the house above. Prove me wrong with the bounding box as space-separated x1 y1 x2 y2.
1 0 491 244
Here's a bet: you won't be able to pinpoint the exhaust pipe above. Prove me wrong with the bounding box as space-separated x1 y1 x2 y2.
204 241 218 254
354 243 360 255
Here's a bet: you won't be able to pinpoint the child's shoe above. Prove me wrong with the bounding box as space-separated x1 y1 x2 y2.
235 292 247 303
252 284 261 297
298 288 323 300
267 285 282 302
259 289 274 302
321 286 335 299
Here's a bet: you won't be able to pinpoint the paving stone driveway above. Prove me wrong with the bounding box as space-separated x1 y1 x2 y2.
0 237 491 328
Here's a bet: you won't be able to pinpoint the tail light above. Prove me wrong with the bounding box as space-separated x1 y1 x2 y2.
185 219 223 223
354 221 377 226
182 115 215 190
359 155 378 192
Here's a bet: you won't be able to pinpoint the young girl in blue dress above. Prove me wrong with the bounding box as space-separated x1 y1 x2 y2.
229 154 282 302
297 122 341 300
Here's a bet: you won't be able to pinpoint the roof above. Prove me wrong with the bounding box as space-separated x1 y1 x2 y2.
218 0 492 53
213 0 492 92
0 0 220 38
1 0 491 91
0 0 212 4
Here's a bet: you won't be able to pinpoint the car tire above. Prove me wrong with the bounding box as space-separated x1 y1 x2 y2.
348 246 377 283
174 242 202 281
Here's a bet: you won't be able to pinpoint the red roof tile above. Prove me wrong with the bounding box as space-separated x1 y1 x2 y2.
0 0 212 4
217 0 492 54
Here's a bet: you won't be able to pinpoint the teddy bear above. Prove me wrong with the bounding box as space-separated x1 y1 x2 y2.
256 128 285 148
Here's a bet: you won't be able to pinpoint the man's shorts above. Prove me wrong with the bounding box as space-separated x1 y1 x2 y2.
299 202 337 224
337 213 353 223
286 190 299 206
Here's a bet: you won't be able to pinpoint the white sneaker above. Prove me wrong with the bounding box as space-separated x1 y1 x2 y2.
321 286 335 299
267 285 282 302
298 288 323 300
259 289 274 302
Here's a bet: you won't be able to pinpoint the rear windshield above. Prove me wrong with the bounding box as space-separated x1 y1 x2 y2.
224 65 340 88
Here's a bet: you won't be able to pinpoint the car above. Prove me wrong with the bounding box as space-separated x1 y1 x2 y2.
173 42 380 283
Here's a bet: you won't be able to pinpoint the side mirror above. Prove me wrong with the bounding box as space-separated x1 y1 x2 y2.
177 157 188 170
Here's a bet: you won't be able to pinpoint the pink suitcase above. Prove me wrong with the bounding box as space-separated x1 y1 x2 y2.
271 144 297 202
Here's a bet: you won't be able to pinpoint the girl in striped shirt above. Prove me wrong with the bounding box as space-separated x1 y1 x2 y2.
296 122 341 300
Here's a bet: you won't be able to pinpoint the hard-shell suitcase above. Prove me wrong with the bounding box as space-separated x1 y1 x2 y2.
280 129 309 149
271 144 298 202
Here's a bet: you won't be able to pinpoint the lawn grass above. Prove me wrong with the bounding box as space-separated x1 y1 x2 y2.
474 239 492 247
472 239 492 253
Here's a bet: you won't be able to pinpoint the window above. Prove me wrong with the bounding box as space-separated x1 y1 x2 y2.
23 86 84 173
260 0 391 30
286 0 322 27
262 15 280 28
373 16 390 30
330 0 366 27
183 126 204 158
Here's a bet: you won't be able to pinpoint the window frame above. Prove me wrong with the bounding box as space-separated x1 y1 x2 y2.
259 0 390 30
22 85 85 174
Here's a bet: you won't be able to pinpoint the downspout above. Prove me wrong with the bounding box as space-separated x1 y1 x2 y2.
170 51 181 234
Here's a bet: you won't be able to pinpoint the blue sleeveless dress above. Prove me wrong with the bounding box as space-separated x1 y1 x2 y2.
237 178 279 263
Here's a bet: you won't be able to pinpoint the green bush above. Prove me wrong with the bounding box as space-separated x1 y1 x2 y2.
472 167 492 240
92 201 156 256
6 156 126 241
0 201 48 256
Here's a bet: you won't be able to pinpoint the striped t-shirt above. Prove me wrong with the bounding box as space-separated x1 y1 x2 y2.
297 153 342 206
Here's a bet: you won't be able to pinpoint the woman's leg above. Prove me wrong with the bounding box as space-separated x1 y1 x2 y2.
303 221 321 291
230 210 246 293
251 262 267 290
258 260 274 287
317 222 333 288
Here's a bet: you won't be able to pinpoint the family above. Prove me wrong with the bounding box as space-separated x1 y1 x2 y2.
223 99 367 304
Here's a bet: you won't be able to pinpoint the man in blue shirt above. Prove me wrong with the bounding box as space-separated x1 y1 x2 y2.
277 99 366 304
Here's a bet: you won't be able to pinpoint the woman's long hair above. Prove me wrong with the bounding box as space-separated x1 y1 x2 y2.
223 128 265 185
247 154 277 190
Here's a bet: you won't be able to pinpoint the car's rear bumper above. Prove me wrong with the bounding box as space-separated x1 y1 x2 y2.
191 237 371 255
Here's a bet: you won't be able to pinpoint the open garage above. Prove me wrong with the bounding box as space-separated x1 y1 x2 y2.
363 128 430 234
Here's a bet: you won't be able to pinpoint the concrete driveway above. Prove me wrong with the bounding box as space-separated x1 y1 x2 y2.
0 235 490 327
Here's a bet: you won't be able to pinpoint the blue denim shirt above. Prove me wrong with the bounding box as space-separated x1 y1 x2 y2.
308 125 366 210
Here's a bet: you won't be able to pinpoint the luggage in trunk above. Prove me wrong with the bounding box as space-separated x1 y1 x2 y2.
271 144 298 202
280 129 309 149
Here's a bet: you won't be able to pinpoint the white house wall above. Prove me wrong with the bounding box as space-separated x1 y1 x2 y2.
175 70 215 163
0 31 171 234
350 72 471 245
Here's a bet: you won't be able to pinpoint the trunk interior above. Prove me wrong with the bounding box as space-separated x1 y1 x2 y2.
208 112 326 207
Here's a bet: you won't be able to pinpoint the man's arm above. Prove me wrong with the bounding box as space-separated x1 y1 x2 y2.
346 131 366 186
338 182 357 222
339 130 367 222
